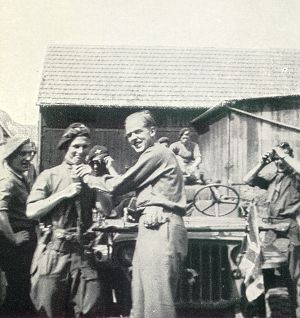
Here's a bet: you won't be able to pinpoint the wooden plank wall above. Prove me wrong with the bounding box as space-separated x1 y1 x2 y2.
197 115 229 184
197 97 300 199
39 107 201 172
40 98 300 189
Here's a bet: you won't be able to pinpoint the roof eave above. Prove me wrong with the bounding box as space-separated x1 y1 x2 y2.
191 94 300 127
37 102 210 110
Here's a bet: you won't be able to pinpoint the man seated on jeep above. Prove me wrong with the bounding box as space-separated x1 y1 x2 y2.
243 142 300 317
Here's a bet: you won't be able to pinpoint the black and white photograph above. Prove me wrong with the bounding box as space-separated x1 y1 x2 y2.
1 1 300 317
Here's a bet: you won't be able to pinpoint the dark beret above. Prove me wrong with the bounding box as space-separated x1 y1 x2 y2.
158 137 170 144
57 123 91 150
87 145 109 162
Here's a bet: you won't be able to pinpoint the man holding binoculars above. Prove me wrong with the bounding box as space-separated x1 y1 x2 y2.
244 142 300 317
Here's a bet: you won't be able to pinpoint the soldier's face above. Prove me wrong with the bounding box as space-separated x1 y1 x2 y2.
9 143 33 173
275 148 290 173
65 136 91 165
89 159 106 176
125 117 156 153
180 131 191 144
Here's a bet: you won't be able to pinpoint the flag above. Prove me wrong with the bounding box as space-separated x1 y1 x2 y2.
239 202 264 302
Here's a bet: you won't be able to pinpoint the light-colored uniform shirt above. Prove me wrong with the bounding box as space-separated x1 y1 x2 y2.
85 143 186 216
27 162 95 230
249 172 300 218
0 162 36 231
169 140 201 163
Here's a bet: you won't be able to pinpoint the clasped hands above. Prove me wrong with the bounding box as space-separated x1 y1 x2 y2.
261 146 288 165
58 165 92 199
142 209 169 229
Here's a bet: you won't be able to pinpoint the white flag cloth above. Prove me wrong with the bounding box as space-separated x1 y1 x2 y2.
239 202 264 302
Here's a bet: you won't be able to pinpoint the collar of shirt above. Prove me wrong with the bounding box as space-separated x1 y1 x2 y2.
4 161 25 181
62 160 74 170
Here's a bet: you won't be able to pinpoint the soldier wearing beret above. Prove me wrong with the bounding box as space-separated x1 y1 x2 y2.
26 123 103 318
87 145 119 219
87 145 118 178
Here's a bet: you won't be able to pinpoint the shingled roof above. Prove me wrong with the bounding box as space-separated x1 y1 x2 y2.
37 45 300 108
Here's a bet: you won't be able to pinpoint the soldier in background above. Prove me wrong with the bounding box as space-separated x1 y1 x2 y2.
87 145 118 177
0 136 37 317
169 128 202 182
87 145 119 219
158 136 170 148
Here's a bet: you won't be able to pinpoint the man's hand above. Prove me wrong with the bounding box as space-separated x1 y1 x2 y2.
261 152 273 165
61 182 82 198
75 164 92 178
103 156 115 168
143 210 169 229
14 230 30 245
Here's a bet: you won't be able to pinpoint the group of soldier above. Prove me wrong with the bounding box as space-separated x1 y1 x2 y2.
1 109 300 318
0 111 188 318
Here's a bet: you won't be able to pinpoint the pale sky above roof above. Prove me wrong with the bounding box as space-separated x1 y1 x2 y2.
0 0 300 125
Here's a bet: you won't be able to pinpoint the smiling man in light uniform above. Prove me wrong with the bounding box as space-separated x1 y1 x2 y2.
76 111 188 318
0 136 37 317
26 123 103 318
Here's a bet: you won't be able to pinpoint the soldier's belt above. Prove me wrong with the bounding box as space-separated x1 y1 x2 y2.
52 228 78 241
50 228 96 253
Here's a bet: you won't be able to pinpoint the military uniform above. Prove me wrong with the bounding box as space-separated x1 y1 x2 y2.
250 171 300 317
0 162 37 316
85 143 188 318
169 140 202 179
28 162 102 318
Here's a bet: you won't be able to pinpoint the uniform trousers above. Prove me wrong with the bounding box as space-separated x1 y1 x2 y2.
30 239 102 318
130 212 188 318
0 231 37 317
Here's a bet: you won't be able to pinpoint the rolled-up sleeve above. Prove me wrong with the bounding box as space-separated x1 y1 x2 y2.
248 175 271 190
27 171 50 204
86 146 163 195
0 178 13 212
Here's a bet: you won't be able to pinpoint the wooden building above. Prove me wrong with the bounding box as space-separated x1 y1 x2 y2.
37 46 300 174
191 95 300 189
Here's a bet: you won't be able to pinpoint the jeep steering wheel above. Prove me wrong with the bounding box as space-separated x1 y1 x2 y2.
193 184 240 216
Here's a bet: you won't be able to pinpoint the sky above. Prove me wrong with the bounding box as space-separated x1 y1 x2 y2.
0 0 300 125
